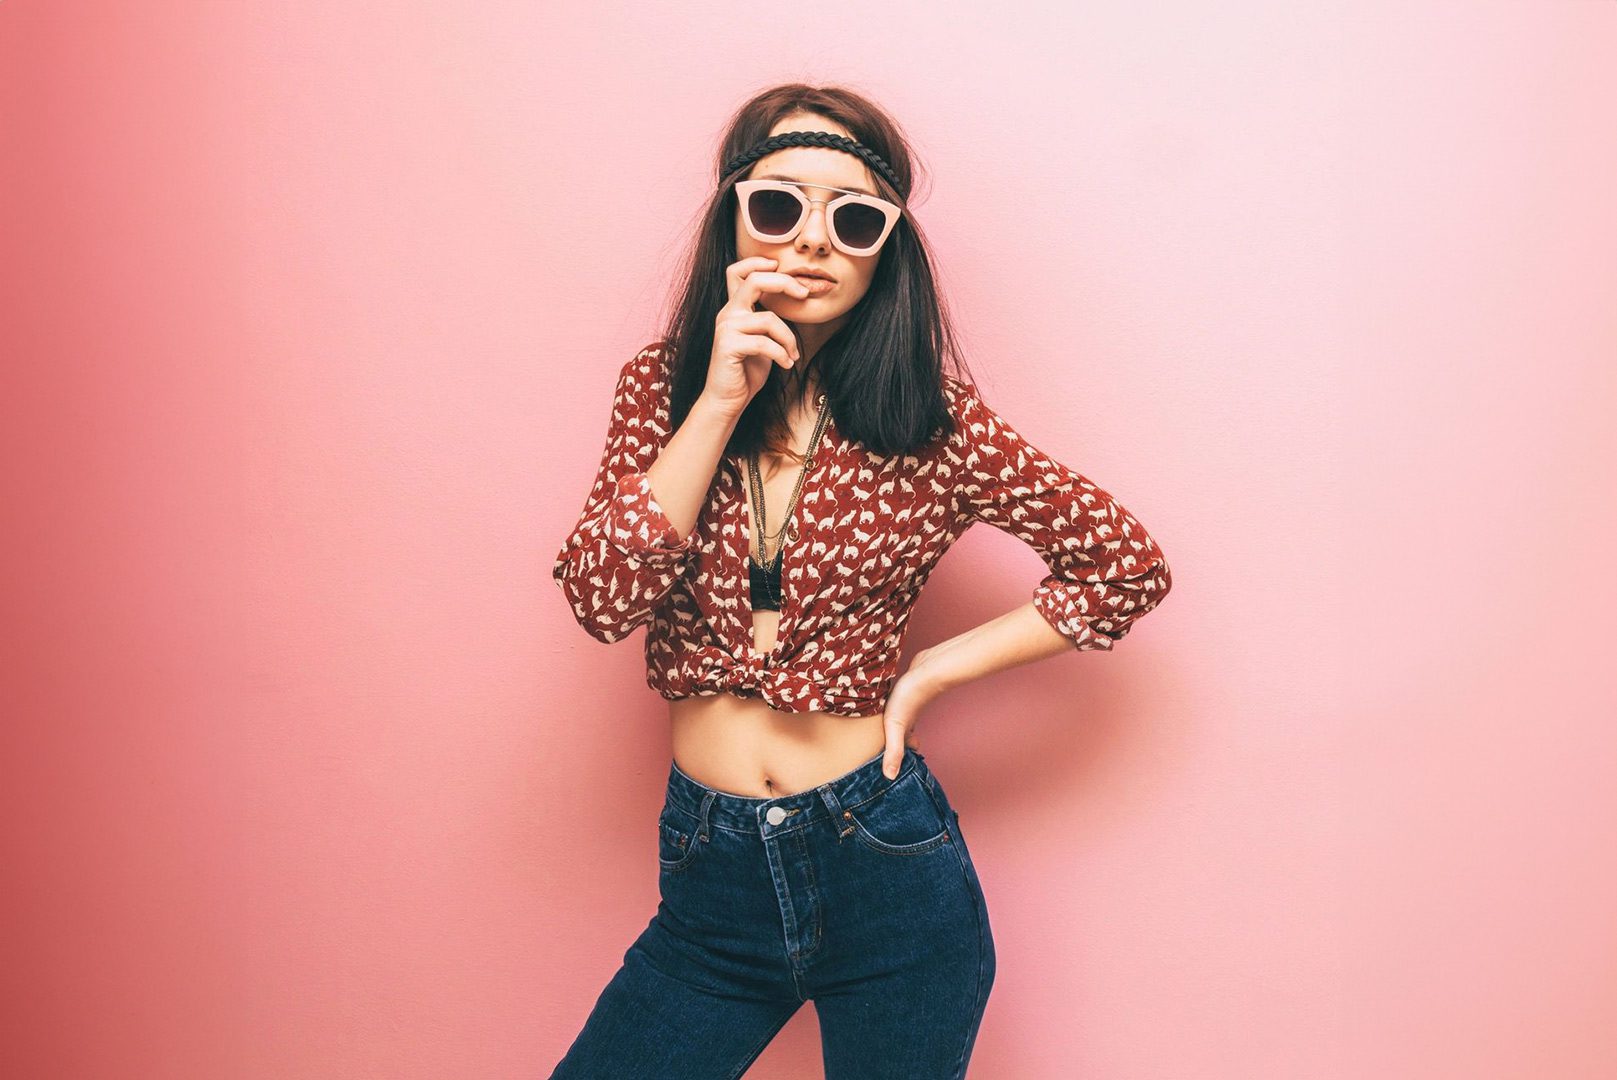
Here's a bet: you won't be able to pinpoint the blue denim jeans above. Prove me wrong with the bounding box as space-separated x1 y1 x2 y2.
548 746 996 1079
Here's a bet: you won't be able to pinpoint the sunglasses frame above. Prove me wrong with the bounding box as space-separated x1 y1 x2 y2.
734 178 902 257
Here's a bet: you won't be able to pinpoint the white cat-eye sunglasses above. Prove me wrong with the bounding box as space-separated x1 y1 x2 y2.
735 178 902 257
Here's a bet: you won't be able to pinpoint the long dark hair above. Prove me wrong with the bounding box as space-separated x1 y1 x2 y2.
656 83 980 461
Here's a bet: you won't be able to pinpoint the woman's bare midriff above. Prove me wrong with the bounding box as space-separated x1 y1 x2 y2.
669 691 886 798
669 609 882 798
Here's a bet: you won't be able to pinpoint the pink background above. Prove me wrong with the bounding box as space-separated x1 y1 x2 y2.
4 2 1615 1077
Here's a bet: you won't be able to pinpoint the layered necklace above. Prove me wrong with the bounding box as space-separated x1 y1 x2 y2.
746 389 831 611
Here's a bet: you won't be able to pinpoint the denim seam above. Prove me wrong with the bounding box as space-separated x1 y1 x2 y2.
722 1007 797 1080
946 815 991 1080
793 827 823 960
762 835 808 1002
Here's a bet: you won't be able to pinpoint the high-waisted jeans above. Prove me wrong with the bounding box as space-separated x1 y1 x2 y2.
547 746 996 1079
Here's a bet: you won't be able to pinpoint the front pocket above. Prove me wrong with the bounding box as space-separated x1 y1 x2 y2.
845 772 952 856
656 811 700 872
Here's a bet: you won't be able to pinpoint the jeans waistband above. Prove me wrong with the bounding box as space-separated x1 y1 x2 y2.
665 746 932 839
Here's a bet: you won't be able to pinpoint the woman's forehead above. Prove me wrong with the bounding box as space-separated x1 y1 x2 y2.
751 146 877 196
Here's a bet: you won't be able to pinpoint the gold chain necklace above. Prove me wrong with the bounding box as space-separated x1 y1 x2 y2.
747 391 831 569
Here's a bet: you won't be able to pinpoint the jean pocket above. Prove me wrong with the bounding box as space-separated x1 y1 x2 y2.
845 771 952 856
656 804 700 872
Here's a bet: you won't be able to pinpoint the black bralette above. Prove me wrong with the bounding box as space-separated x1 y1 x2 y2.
748 547 783 612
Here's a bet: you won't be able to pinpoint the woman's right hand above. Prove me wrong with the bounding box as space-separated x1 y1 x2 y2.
702 257 811 417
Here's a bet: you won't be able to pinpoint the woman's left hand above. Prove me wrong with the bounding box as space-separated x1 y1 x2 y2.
879 650 948 779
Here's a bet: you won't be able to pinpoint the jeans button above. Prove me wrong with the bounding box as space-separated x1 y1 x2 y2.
765 806 787 825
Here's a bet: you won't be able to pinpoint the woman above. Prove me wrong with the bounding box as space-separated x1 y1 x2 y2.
548 84 1172 1079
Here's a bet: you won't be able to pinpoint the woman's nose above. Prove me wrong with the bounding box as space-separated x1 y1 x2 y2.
796 204 831 252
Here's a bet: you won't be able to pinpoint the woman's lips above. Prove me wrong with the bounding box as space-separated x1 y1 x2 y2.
790 274 834 296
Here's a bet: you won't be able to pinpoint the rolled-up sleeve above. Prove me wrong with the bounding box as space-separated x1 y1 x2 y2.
552 345 695 643
951 379 1172 651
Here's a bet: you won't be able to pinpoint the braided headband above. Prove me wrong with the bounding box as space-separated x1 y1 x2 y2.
720 130 905 201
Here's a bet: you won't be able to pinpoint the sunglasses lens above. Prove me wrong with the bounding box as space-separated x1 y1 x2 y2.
833 202 888 250
746 189 802 238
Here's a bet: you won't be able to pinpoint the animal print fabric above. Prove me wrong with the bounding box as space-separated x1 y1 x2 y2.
552 343 1172 718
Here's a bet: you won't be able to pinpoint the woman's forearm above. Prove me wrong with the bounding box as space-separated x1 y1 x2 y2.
644 395 743 542
910 602 1078 696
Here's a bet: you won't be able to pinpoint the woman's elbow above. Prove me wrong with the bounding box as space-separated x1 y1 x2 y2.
1143 550 1172 609
552 552 659 644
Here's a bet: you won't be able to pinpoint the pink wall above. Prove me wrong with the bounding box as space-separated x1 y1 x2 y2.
3 2 1614 1077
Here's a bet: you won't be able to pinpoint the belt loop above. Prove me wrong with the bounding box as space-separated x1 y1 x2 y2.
816 782 854 842
697 790 716 842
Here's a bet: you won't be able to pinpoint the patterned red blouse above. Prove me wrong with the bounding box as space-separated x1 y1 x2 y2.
552 342 1172 718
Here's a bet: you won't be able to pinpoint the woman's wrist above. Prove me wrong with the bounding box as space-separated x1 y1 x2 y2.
690 391 748 428
905 640 969 698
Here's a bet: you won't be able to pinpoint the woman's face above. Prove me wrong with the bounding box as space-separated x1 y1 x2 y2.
735 117 886 340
